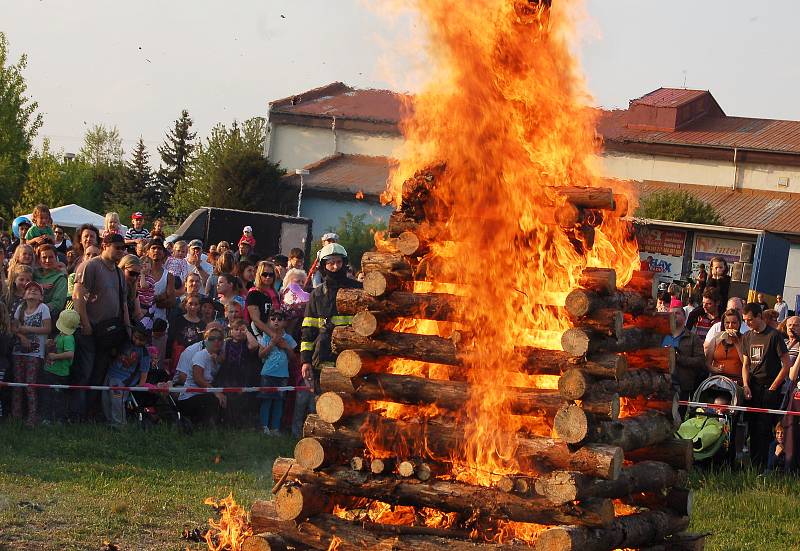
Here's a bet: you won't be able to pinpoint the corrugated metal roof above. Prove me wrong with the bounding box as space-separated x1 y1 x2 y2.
299 154 395 197
271 82 409 123
632 88 709 108
600 105 800 155
638 181 800 235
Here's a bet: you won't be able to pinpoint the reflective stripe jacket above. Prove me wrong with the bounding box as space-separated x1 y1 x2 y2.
300 277 362 366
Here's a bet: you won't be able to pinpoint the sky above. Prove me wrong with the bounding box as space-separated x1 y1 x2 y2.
2 0 799 157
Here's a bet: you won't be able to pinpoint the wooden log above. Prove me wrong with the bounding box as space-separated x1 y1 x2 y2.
336 288 463 320
626 438 694 471
370 457 397 475
376 231 429 257
572 308 624 338
303 414 623 480
625 269 656 298
335 349 393 377
350 310 392 337
534 510 690 551
272 457 615 527
579 268 617 295
251 500 533 551
522 348 627 379
349 455 368 471
592 412 677 451
557 186 616 210
274 482 332 521
534 461 687 503
293 437 343 470
319 367 578 418
559 368 671 401
360 251 413 278
560 327 660 356
626 347 675 373
332 326 459 365
626 487 693 516
625 312 678 335
624 394 682 428
564 288 605 317
362 271 405 297
242 533 288 551
561 327 596 357
397 460 416 477
315 392 370 424
388 210 426 235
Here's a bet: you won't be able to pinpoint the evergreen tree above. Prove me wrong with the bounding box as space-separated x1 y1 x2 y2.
106 137 153 220
154 109 195 217
0 32 43 221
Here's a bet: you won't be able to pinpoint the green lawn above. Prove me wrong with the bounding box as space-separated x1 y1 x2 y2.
0 421 294 551
2 421 799 550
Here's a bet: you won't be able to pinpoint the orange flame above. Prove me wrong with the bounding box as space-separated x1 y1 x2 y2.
377 0 639 540
326 535 343 551
204 494 252 551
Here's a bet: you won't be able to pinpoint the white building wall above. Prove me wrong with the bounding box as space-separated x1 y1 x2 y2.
599 151 800 192
267 123 402 171
784 244 800 307
268 125 334 170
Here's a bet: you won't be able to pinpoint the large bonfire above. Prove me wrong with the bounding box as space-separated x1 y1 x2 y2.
205 1 702 550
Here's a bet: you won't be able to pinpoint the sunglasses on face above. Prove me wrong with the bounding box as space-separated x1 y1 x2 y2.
261 272 275 278
207 335 223 342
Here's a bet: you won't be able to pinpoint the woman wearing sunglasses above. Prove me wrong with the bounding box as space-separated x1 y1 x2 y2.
245 261 281 336
118 255 144 324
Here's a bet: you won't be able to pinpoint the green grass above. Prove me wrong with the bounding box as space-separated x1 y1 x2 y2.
0 421 294 551
2 422 800 550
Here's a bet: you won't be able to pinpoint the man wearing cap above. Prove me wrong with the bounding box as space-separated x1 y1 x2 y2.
240 225 256 248
125 212 150 252
72 233 131 419
306 233 339 289
187 239 213 286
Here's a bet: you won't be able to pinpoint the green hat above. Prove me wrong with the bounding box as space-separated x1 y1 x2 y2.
56 309 81 336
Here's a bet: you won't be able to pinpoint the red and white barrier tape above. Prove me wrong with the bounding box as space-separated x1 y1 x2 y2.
0 382 311 394
679 400 800 417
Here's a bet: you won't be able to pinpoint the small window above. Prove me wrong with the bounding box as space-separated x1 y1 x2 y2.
778 176 790 188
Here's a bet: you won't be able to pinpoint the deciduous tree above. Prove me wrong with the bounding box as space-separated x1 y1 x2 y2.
635 190 721 225
0 32 43 221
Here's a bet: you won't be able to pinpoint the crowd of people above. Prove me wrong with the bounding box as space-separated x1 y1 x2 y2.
656 256 799 472
0 205 362 435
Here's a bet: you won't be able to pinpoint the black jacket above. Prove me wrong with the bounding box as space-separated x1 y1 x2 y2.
300 276 361 367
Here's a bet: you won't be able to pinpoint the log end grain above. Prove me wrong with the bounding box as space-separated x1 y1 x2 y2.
315 392 347 424
561 327 592 357
559 368 592 400
352 310 382 337
362 271 396 297
554 404 589 444
274 483 327 521
396 231 422 256
293 437 327 470
242 533 288 551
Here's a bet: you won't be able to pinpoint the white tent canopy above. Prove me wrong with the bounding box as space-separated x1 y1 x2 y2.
23 204 127 232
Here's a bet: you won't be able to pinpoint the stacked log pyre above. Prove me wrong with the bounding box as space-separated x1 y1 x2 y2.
247 170 704 551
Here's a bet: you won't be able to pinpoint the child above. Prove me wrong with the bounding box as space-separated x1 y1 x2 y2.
103 323 151 425
124 211 150 249
167 293 205 374
217 319 259 426
766 422 786 473
101 212 123 239
24 204 55 248
11 281 52 426
40 310 79 423
137 256 156 315
239 225 256 249
223 301 244 333
6 265 34 316
258 310 296 434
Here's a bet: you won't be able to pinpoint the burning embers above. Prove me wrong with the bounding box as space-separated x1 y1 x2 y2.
233 0 704 549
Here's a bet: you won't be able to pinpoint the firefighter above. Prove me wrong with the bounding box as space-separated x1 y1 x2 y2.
299 243 362 386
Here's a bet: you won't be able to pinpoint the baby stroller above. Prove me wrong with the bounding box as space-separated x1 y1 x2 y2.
677 375 747 466
127 368 182 428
